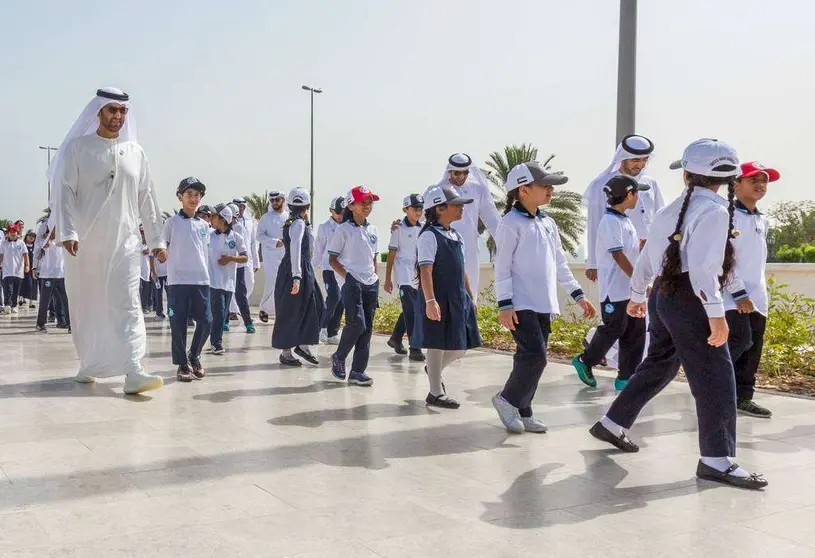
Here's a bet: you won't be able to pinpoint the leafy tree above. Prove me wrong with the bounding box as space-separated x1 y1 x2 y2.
767 201 815 260
244 192 269 221
483 144 585 256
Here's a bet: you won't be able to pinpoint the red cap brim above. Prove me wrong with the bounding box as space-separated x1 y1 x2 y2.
741 168 780 182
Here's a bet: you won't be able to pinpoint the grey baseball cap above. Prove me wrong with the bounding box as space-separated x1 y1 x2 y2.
505 161 568 192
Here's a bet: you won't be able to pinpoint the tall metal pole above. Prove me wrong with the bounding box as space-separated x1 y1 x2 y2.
615 0 637 144
309 89 315 223
39 146 58 201
301 85 322 222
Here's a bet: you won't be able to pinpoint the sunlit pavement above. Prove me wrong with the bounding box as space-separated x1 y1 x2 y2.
1 306 815 557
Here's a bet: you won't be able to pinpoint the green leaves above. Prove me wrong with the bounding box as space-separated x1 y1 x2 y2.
244 193 269 221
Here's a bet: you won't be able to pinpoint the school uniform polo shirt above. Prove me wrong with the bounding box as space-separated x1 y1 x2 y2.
417 225 463 268
140 245 151 281
493 205 584 314
35 243 65 279
724 201 769 316
327 220 380 285
162 210 211 286
388 217 422 288
596 209 640 303
0 239 26 278
208 228 246 292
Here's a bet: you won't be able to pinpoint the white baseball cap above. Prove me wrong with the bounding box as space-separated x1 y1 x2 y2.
218 206 234 222
288 187 311 207
505 161 569 192
423 184 474 210
670 139 740 178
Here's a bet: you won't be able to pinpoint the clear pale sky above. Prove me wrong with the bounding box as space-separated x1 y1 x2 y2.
1 0 812 250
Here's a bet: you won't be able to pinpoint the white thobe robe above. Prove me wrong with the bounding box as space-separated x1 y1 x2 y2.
55 134 164 377
229 215 259 313
256 209 289 315
447 180 501 301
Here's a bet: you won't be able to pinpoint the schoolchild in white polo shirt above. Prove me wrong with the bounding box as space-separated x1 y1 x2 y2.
226 203 256 334
385 193 426 362
724 161 779 419
413 184 482 409
0 223 29 313
492 162 596 432
327 185 381 386
33 225 70 332
139 225 153 313
591 139 768 490
313 197 345 344
207 205 248 355
573 175 647 391
162 177 213 383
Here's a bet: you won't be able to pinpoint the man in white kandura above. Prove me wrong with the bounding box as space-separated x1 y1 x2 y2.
50 87 167 395
438 153 501 301
255 191 289 323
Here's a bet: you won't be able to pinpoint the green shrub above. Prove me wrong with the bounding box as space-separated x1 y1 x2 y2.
776 244 804 263
761 277 815 377
803 244 815 263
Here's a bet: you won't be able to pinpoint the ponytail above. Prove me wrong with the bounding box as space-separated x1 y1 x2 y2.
660 172 737 296
503 190 520 215
341 206 354 223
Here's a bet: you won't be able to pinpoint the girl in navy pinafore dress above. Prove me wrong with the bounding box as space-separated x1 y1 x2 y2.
272 187 324 366
413 184 481 409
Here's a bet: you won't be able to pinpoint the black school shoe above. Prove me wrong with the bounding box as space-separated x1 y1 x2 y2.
294 346 319 365
279 353 302 367
409 348 426 362
259 311 269 323
426 393 460 409
737 399 772 419
589 421 639 452
387 338 408 355
696 461 768 490
177 365 194 382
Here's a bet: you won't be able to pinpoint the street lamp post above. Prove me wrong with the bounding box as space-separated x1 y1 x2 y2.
615 0 637 144
301 85 322 222
39 145 58 201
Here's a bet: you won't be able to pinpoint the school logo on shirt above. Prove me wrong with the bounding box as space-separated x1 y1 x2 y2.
368 233 377 245
228 240 236 249
604 302 615 314
399 287 404 298
198 228 208 238
45 280 52 287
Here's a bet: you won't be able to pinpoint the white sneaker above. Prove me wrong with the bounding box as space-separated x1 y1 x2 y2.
492 393 524 433
326 335 340 345
319 328 328 344
123 372 163 395
10 307 18 314
75 373 96 384
4 306 11 314
520 416 548 433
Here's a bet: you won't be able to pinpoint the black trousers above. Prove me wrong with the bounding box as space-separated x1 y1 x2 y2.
336 275 378 373
234 267 253 325
582 298 646 380
37 278 69 327
153 276 167 316
3 277 21 307
139 279 154 310
168 285 212 366
321 270 344 337
605 275 737 457
390 285 419 348
726 310 766 402
501 311 551 418
210 288 233 349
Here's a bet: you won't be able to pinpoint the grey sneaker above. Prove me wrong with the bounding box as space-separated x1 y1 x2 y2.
520 416 548 433
492 393 524 433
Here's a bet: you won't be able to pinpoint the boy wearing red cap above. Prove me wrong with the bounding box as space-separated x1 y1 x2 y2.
724 162 779 418
0 224 30 313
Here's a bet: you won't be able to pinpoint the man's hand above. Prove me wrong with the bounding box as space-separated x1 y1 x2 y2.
62 240 79 256
585 268 597 282
578 298 596 319
384 279 393 294
627 300 646 318
291 279 301 295
499 309 519 331
736 298 755 314
708 317 729 347
152 248 167 263
32 270 39 280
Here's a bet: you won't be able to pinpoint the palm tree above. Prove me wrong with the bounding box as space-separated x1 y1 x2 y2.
160 210 172 222
37 207 51 223
244 192 268 221
483 144 585 256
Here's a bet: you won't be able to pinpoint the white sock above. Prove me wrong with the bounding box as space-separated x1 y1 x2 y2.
700 456 750 478
600 415 624 437
297 345 311 355
282 348 293 358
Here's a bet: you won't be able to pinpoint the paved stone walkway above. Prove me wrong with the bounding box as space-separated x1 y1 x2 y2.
1 307 814 557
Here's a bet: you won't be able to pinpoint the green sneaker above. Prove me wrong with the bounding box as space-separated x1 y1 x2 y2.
737 399 772 419
246 323 256 334
572 355 597 388
614 378 629 391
